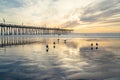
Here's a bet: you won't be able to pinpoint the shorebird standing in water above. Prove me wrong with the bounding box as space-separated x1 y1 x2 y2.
53 42 56 48
53 42 55 44
91 43 93 46
91 43 93 50
96 43 98 46
46 44 49 48
46 44 49 52
96 43 98 49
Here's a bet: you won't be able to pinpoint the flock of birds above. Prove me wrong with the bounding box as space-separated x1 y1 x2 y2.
46 39 67 52
45 38 99 52
91 43 99 50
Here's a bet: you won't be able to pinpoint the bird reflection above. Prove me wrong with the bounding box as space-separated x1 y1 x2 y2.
91 47 93 50
57 39 59 43
64 40 66 44
46 49 49 52
53 45 55 48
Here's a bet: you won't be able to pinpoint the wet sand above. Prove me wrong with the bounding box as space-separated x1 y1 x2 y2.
0 35 120 80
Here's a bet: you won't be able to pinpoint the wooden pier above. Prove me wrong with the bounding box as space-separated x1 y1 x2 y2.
0 23 73 36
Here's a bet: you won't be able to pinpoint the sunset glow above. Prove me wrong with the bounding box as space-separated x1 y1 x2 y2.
0 0 120 33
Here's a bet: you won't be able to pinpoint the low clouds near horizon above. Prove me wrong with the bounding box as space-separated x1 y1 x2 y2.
0 0 120 33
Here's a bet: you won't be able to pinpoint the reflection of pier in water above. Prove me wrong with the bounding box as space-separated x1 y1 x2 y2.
0 36 41 48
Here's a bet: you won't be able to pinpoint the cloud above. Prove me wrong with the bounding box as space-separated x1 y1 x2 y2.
61 21 80 28
0 0 120 32
80 0 120 23
0 0 95 25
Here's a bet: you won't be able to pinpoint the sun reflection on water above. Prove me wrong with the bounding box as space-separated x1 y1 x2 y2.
0 36 120 80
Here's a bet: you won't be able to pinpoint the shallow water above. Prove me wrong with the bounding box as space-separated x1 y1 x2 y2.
0 35 120 80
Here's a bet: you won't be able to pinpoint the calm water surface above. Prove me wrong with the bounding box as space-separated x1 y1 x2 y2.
0 35 120 80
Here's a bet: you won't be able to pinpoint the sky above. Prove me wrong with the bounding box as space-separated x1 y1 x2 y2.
0 0 120 33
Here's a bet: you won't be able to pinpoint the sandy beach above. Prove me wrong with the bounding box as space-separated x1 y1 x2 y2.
0 34 120 80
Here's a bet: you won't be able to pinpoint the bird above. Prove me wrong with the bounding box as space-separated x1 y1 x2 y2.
53 42 55 44
91 43 93 46
46 44 49 48
96 43 98 46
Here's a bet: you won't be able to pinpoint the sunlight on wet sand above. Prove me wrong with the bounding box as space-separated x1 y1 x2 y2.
0 36 120 80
